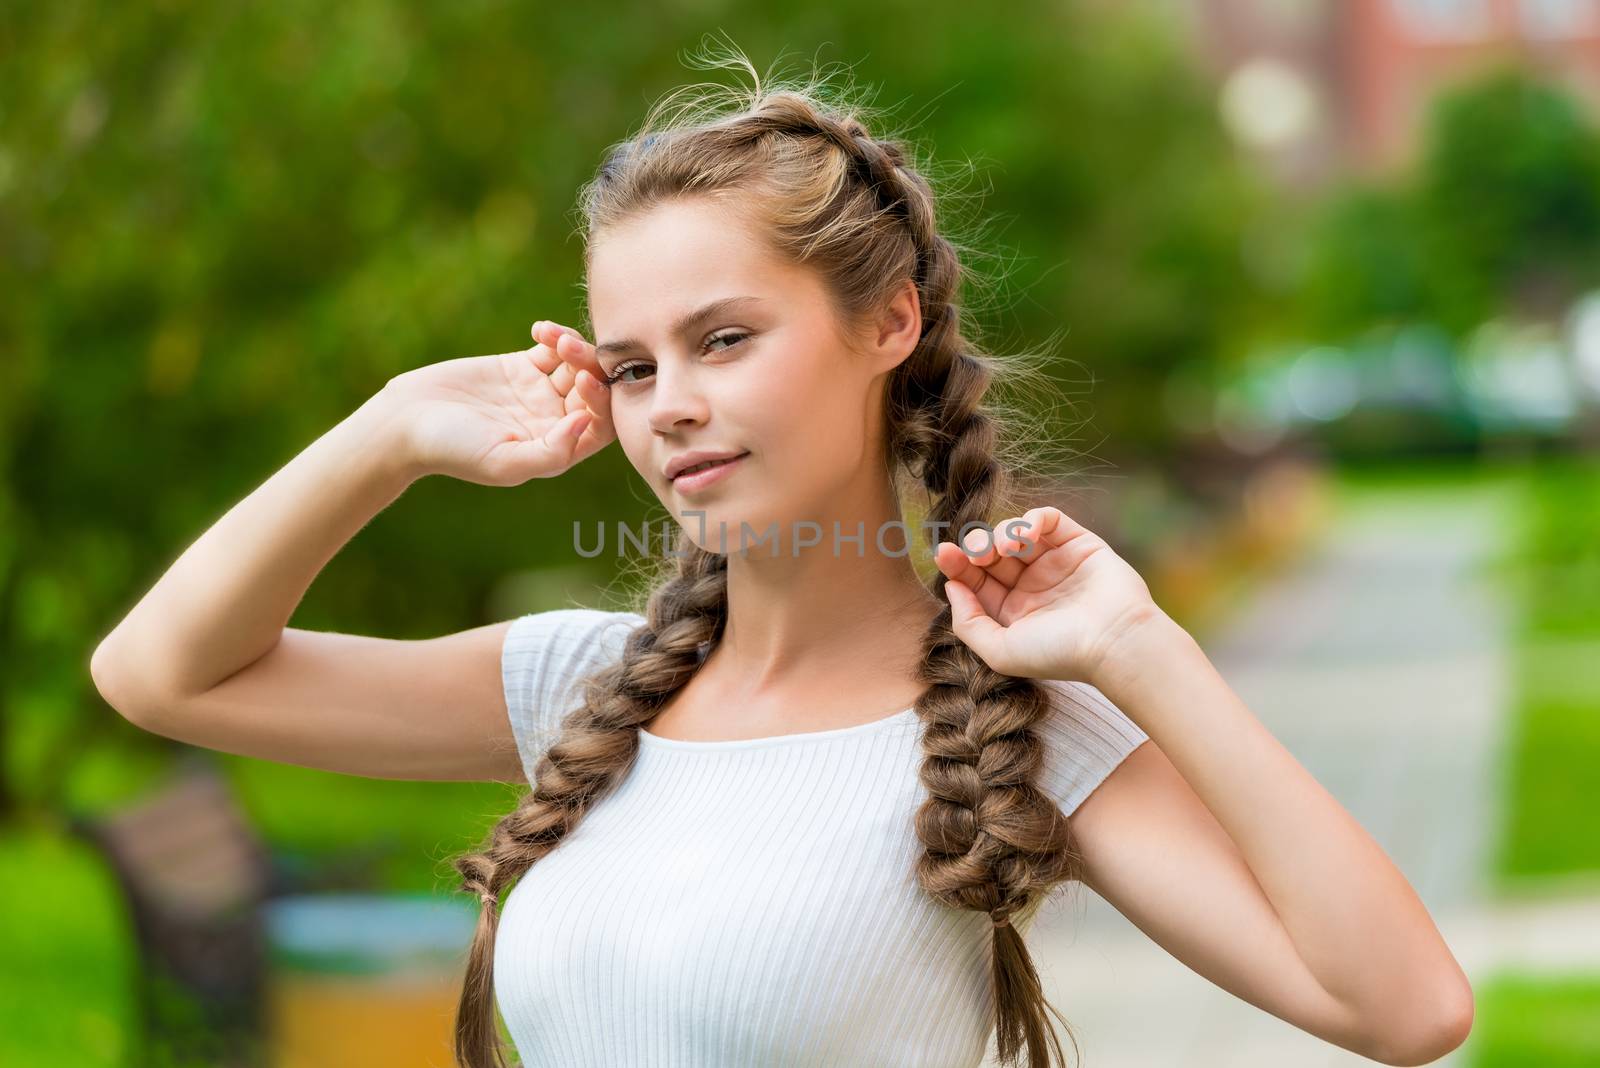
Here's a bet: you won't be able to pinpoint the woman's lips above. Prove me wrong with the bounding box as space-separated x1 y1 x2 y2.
670 451 749 493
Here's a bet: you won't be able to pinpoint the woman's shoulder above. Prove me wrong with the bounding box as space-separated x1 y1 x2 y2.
500 606 645 775
502 606 645 698
504 605 644 650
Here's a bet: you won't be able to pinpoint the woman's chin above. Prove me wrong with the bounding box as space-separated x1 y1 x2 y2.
671 505 788 555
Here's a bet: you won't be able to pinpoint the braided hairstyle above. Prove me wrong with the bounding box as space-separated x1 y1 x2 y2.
453 47 1091 1068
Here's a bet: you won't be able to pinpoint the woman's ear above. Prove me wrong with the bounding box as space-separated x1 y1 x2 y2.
872 279 923 369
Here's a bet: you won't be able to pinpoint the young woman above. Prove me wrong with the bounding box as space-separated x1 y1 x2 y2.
92 56 1472 1068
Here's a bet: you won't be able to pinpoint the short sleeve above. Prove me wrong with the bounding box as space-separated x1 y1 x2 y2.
1034 677 1150 817
501 608 644 782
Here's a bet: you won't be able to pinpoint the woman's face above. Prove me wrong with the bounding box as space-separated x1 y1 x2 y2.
586 197 916 554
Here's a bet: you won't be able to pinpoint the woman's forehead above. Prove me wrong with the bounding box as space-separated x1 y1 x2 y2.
590 202 767 283
587 211 818 338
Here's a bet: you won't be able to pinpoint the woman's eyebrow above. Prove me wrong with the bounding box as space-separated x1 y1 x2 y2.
595 295 767 357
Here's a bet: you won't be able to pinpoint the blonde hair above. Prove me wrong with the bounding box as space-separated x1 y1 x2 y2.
453 39 1094 1068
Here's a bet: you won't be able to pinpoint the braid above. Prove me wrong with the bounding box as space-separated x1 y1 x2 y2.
456 63 1089 1068
907 375 1083 1068
814 111 1087 1067
451 534 728 1068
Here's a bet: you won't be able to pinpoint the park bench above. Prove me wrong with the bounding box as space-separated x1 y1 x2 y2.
64 748 395 1068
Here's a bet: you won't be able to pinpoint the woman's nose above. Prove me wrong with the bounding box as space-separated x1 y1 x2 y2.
646 363 709 434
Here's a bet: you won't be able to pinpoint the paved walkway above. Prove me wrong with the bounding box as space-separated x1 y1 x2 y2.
984 478 1563 1066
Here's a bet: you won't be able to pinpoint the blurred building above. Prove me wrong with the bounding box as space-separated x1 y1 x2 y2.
1167 0 1600 184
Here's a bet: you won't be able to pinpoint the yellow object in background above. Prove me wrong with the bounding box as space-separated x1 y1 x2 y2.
267 970 463 1068
263 894 477 1068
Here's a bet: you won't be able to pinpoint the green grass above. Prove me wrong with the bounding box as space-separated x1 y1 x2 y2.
1468 971 1600 1067
1493 454 1600 887
1327 453 1532 502
1509 458 1600 640
1496 645 1600 886
0 823 134 1068
1 750 531 1066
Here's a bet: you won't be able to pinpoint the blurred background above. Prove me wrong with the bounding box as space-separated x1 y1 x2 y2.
3 0 1598 1064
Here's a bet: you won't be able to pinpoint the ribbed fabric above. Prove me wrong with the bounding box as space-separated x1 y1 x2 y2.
495 608 1150 1067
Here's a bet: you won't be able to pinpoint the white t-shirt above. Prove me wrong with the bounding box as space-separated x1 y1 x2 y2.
494 608 1149 1067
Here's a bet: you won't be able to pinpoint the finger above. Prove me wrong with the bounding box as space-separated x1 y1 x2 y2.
980 506 1087 586
571 368 614 434
1008 506 1103 584
525 341 562 376
1014 506 1089 552
548 355 577 395
997 508 1046 558
943 579 1005 658
957 521 1028 588
933 541 1011 620
564 373 615 452
537 321 606 380
569 405 613 459
530 322 580 380
533 319 575 345
537 408 592 464
554 329 606 382
543 331 596 395
935 538 999 588
525 323 567 369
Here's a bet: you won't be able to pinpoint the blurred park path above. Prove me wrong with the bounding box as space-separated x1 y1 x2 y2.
995 473 1550 1067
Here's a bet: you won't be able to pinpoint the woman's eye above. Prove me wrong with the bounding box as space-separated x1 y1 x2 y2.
602 332 751 388
603 361 651 387
706 330 750 352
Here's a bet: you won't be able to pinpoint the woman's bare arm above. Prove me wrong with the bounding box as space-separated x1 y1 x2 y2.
91 392 420 714
89 323 613 782
99 617 525 782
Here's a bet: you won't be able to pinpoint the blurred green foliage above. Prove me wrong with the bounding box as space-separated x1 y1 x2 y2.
0 8 1265 1059
1497 455 1600 883
1 2 1263 822
6 7 1600 1063
1468 970 1600 1068
1301 67 1600 342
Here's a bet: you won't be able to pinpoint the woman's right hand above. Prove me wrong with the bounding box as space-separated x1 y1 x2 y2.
381 320 615 486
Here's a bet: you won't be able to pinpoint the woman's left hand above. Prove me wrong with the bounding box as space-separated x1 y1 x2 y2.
933 506 1166 684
